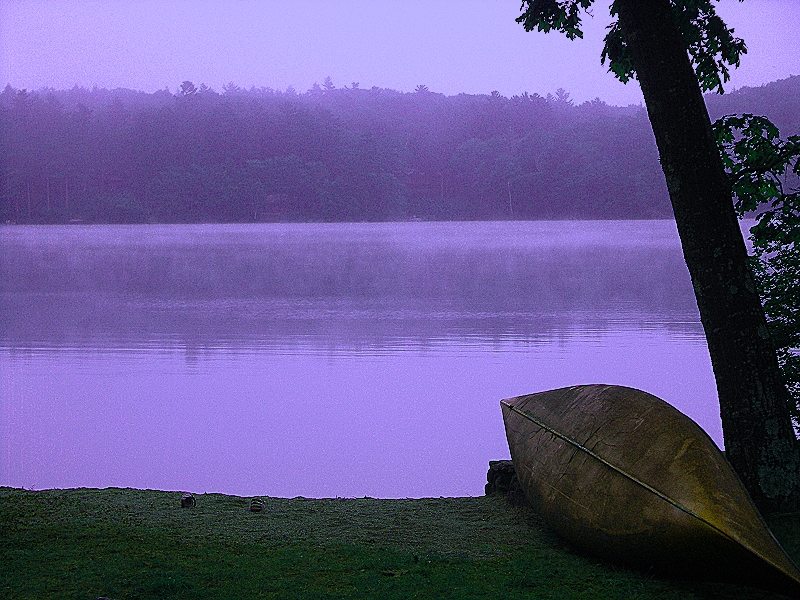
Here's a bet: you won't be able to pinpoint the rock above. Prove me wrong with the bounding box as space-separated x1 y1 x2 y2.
181 492 196 508
485 460 515 494
486 460 529 507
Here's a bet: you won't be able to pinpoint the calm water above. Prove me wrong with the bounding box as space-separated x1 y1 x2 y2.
0 221 719 498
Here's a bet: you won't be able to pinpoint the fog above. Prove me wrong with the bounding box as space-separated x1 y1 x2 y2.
0 222 700 352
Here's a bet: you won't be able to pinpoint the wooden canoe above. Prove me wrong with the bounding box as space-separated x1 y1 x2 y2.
501 384 800 597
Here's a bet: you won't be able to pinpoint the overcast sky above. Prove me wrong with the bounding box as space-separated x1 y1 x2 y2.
1 0 798 106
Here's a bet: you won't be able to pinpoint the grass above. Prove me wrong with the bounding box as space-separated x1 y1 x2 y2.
1 487 798 599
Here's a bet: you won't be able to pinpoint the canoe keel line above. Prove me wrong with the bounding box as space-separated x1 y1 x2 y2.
501 385 800 597
501 401 734 533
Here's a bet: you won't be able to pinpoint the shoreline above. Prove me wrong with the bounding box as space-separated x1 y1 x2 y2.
2 486 793 599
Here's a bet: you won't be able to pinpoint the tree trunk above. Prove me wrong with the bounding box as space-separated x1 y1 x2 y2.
615 0 800 513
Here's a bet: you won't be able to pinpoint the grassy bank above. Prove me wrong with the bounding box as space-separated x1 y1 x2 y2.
1 487 798 599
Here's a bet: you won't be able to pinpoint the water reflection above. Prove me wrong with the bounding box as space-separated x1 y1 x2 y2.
1 221 700 351
0 221 719 497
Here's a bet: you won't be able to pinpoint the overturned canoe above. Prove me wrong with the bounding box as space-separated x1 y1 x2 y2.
501 384 800 597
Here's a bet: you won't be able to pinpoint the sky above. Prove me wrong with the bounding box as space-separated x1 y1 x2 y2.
1 0 798 106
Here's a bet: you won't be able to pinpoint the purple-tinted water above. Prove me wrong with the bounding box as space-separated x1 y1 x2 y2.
1 221 718 498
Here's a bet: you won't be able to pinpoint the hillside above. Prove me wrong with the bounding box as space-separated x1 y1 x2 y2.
1 76 797 224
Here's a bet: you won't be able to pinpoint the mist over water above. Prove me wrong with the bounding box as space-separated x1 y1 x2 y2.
0 221 719 497
1 221 699 351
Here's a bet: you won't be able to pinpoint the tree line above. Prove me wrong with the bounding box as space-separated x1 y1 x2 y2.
1 75 796 224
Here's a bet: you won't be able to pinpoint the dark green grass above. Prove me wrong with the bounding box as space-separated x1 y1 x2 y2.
1 487 795 599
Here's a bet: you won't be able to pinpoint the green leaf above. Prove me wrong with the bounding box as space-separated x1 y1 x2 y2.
518 1 747 94
714 113 800 419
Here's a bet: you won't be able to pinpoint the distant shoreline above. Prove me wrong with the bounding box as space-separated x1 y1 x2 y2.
2 216 680 226
5 77 797 227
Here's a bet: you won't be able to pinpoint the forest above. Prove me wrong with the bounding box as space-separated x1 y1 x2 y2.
1 75 798 224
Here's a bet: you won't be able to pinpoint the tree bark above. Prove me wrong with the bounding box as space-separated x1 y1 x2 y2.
615 0 800 513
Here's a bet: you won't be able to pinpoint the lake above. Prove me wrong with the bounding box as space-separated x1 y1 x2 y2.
0 221 719 498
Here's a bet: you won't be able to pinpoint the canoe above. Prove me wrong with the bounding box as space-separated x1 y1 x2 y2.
501 384 800 597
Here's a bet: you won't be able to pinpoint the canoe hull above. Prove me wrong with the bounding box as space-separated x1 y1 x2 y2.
501 385 800 596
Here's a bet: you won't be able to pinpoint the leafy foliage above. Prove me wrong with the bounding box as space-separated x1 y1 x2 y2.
714 114 800 416
517 0 747 93
515 0 594 40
